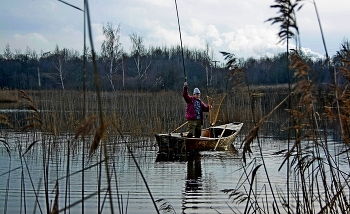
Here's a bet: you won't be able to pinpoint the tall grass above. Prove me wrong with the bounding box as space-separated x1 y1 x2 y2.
0 85 287 213
0 89 19 103
219 0 350 213
12 89 284 135
1 0 349 213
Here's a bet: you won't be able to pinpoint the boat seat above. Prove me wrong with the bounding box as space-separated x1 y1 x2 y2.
201 129 211 137
210 128 235 138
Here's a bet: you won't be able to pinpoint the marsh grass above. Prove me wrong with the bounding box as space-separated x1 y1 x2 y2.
218 0 350 213
1 57 347 213
0 86 286 213
0 89 19 103
15 89 283 136
1 0 349 213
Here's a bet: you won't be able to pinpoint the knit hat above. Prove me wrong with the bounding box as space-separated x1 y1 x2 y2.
193 88 200 94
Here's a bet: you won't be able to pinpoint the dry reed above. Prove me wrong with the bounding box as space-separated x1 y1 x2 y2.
221 0 350 213
0 89 19 103
2 1 349 213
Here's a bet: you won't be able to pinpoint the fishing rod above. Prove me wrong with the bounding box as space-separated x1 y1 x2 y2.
174 0 187 82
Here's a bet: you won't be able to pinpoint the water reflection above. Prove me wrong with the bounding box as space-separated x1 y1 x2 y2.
156 150 240 213
185 153 202 192
182 152 203 213
1 131 349 214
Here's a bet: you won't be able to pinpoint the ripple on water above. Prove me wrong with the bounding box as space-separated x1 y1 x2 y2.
0 133 348 213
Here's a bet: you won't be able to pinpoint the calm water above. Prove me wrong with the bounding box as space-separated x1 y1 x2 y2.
0 132 348 214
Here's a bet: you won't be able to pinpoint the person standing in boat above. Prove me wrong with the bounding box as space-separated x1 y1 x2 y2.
183 82 212 138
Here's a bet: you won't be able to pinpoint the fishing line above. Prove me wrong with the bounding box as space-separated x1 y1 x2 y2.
174 0 187 82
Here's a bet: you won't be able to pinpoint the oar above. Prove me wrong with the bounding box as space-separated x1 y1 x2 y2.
213 125 227 151
170 121 188 134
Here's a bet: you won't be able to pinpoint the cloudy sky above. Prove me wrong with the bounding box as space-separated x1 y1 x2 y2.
1 0 349 62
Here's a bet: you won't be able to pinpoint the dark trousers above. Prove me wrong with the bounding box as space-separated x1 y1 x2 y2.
187 119 202 138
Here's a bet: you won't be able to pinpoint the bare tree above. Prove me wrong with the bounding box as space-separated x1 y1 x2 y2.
3 43 12 60
101 22 123 91
129 32 152 88
53 45 67 90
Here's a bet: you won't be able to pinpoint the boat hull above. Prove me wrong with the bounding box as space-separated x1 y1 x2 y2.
155 122 243 154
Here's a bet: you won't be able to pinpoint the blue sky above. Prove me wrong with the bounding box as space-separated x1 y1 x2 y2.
1 0 349 63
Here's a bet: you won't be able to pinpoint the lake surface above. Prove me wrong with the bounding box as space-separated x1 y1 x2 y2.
0 131 348 214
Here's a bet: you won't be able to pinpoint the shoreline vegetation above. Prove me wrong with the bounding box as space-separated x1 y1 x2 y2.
1 0 350 213
0 89 19 103
0 86 292 137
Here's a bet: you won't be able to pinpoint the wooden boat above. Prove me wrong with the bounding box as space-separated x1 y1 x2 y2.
155 122 243 154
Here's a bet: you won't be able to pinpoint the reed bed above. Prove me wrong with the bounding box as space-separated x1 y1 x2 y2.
0 86 290 213
220 0 350 213
1 0 350 213
11 88 287 136
0 59 348 213
0 89 19 103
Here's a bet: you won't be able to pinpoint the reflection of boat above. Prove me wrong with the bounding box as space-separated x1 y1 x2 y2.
155 122 243 154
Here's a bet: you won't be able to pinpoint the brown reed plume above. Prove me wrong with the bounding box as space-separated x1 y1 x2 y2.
220 51 246 88
222 1 307 213
221 47 286 212
19 90 42 131
287 50 317 135
287 49 350 213
0 113 13 129
290 51 316 109
89 122 106 157
75 115 96 140
331 43 350 144
276 50 318 167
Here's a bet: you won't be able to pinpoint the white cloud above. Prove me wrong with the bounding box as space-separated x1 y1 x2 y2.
188 19 205 35
206 25 223 47
11 33 50 52
221 25 285 58
41 0 57 12
183 34 203 49
148 25 178 46
1 0 350 60
92 23 104 50
301 47 325 60
140 0 172 7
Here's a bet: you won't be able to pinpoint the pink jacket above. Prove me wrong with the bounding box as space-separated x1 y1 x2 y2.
183 86 209 124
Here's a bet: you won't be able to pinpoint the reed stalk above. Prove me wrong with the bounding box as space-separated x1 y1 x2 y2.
2 1 350 213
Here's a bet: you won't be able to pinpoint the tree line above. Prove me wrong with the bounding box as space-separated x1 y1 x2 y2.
0 23 343 92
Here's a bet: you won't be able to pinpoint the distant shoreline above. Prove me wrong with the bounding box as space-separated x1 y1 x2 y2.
0 89 18 103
